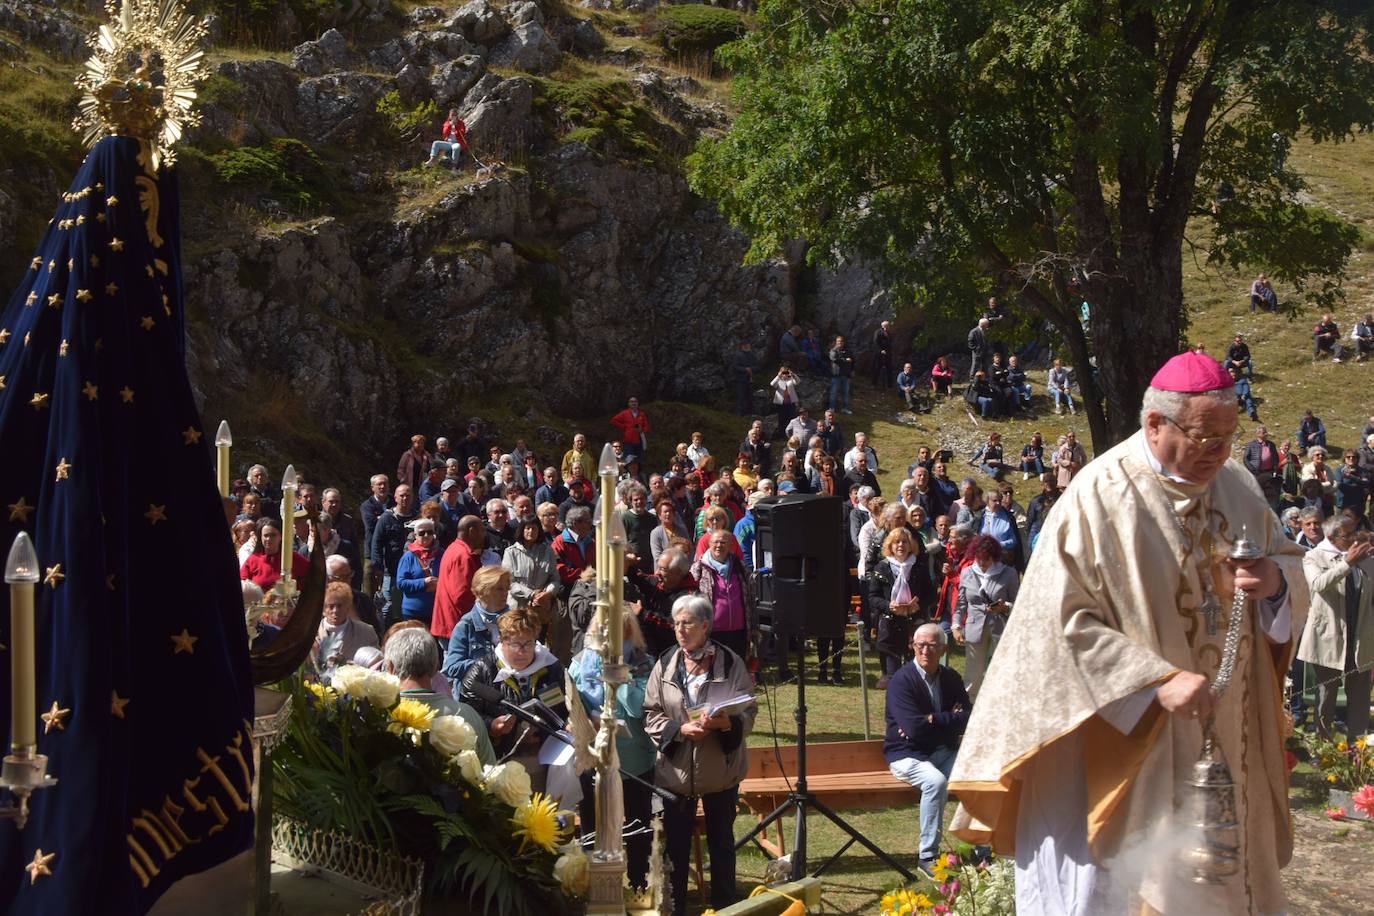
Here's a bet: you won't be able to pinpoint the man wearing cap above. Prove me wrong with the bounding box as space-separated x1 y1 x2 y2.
949 351 1308 914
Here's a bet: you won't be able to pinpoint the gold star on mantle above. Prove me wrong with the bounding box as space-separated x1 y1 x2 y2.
105 281 118 296
26 849 55 885
46 292 62 310
144 504 167 525
29 392 49 411
181 427 202 445
24 291 36 307
170 629 197 655
40 701 69 734
75 288 92 304
29 257 41 270
43 564 63 588
105 574 115 592
8 498 33 524
82 381 98 401
54 458 70 481
119 386 134 403
89 254 100 269
46 259 54 273
139 316 155 331
58 340 68 358
106 195 119 207
0 375 5 390
0 329 9 345
111 691 129 719
108 237 123 252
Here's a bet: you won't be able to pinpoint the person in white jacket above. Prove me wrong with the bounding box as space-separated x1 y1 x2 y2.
1300 514 1374 741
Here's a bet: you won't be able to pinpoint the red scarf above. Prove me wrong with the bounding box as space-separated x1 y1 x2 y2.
407 540 438 575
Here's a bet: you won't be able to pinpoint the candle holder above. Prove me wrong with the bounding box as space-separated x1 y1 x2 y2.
0 746 58 830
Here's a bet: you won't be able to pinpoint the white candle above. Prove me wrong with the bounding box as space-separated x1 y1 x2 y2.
279 464 297 587
5 533 39 750
215 420 232 499
597 444 617 591
607 513 626 661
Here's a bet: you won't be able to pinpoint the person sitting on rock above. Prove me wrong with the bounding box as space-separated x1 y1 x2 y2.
425 108 468 168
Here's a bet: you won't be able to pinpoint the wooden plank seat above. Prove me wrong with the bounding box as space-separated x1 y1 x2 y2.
735 739 918 857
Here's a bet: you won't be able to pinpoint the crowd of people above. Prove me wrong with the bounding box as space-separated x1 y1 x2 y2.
224 311 1374 909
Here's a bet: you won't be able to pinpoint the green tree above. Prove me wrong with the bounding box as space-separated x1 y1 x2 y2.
688 0 1374 447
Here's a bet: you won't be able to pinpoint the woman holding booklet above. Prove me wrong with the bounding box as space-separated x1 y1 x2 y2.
644 595 757 916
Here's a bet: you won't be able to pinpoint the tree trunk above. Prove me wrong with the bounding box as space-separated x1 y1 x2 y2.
1088 239 1185 445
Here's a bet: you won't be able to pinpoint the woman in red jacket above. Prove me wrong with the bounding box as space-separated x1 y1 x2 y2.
424 108 468 167
240 517 308 593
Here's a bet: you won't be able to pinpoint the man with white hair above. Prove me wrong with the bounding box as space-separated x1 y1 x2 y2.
967 317 991 379
843 431 879 473
950 350 1308 914
385 627 495 765
884 622 970 877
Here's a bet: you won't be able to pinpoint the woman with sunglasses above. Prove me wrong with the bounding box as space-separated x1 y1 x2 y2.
395 517 442 628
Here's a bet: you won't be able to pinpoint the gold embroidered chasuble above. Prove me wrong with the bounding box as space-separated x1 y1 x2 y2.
949 431 1308 913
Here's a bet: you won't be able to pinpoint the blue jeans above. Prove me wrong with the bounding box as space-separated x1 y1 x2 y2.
829 376 851 412
429 140 463 163
1020 456 1046 475
889 746 958 860
1013 382 1032 404
1052 389 1074 412
979 462 1004 481
977 396 994 418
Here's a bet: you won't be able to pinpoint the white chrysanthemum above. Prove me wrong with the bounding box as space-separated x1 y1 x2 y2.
554 842 589 896
456 750 484 786
482 761 532 807
363 670 401 709
331 665 368 699
430 714 477 756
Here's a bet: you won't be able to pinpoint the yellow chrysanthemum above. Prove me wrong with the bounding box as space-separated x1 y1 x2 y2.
1328 773 1338 782
511 792 568 853
913 892 934 909
388 698 436 734
305 681 338 704
1357 737 1367 751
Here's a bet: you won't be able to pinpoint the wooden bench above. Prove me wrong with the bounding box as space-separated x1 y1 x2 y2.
736 739 918 857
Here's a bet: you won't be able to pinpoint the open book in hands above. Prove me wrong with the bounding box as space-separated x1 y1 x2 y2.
688 694 754 721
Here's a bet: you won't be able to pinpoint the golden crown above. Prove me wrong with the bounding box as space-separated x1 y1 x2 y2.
73 0 208 172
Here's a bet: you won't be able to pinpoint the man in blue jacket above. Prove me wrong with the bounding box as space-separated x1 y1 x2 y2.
884 623 971 878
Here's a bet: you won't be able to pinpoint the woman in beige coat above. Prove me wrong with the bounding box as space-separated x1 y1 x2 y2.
644 595 756 916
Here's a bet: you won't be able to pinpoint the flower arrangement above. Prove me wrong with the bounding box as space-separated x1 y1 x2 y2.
274 669 578 915
1304 732 1373 823
1304 732 1371 791
879 851 1015 915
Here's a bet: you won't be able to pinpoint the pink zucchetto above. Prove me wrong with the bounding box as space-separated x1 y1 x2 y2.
1148 351 1235 393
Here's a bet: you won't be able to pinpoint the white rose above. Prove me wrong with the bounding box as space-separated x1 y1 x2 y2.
482 761 532 807
430 715 477 756
554 843 589 897
363 671 400 709
330 665 368 699
456 750 484 786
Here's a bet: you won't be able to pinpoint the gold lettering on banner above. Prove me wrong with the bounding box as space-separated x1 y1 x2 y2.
181 776 229 837
132 811 176 859
129 855 150 889
196 746 250 813
159 796 200 848
127 835 160 887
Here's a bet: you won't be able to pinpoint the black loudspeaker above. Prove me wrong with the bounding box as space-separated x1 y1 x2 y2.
753 494 846 639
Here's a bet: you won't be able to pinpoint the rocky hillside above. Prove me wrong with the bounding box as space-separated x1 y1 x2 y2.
0 0 893 487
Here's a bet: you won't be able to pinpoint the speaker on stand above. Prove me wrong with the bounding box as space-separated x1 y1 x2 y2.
739 494 916 883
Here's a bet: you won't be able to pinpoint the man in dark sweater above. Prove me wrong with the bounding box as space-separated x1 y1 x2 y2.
370 484 417 630
884 623 971 877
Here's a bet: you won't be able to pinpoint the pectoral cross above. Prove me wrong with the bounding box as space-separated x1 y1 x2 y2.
1199 589 1222 637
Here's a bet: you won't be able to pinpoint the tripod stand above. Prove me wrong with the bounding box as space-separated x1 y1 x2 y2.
734 643 916 883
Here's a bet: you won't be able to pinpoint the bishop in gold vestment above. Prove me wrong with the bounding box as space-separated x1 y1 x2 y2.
949 353 1308 915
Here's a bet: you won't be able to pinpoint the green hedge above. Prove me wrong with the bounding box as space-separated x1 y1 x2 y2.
211 138 333 210
648 4 748 54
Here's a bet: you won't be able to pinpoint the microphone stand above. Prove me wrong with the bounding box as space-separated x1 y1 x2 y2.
470 685 679 805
